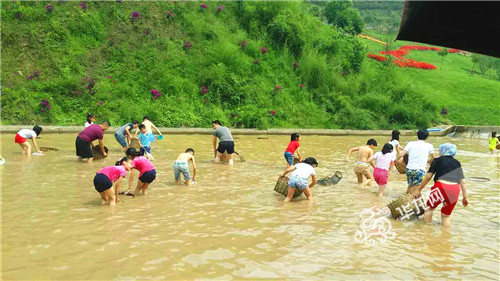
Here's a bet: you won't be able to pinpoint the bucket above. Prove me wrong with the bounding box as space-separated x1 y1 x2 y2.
157 135 164 140
274 176 302 198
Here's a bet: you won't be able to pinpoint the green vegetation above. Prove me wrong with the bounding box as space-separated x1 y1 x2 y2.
1 1 498 129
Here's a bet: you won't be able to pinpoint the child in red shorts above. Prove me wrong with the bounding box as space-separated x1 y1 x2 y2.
15 125 43 155
365 143 395 196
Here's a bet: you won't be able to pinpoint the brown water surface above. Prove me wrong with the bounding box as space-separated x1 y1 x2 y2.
1 134 499 280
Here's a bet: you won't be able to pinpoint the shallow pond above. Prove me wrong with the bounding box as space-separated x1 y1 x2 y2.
1 133 499 280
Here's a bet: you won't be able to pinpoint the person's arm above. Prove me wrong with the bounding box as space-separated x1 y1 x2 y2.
152 123 162 135
191 156 197 181
296 148 302 161
397 144 403 154
413 172 434 198
368 150 375 169
213 136 218 155
396 150 408 163
134 128 140 138
99 139 107 157
310 175 317 188
31 138 42 153
125 127 132 146
115 177 123 203
459 178 468 207
345 147 359 163
427 153 435 165
128 169 135 191
281 166 296 177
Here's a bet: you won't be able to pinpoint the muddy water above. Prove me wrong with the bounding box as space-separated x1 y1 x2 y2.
1 134 499 280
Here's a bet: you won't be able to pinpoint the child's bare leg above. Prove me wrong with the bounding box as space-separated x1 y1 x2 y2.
134 181 144 196
284 187 295 202
423 208 433 223
302 187 313 201
441 213 451 227
186 180 192 186
377 185 386 196
355 172 363 183
215 152 222 163
18 143 27 155
141 183 150 195
362 179 372 188
103 189 116 206
99 192 108 205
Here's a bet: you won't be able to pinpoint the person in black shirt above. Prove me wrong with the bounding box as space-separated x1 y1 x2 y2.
413 143 468 227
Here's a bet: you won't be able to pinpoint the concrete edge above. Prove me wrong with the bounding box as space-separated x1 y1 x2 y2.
0 125 471 137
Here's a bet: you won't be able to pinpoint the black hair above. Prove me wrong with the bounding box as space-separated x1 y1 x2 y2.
87 113 96 123
291 133 300 141
101 120 111 127
382 143 393 155
126 148 141 159
417 129 429 140
33 125 42 136
212 120 221 126
367 139 378 146
302 157 318 167
143 116 149 121
115 157 129 166
139 124 146 130
185 148 195 154
132 120 139 125
391 130 400 142
493 132 497 138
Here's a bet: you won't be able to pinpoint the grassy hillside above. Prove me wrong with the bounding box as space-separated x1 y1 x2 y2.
1 1 498 129
362 30 500 126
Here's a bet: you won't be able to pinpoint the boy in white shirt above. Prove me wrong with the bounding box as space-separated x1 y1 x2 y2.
396 129 435 194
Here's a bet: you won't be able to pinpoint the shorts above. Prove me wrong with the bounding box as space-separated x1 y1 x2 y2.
427 181 460 216
140 146 151 156
406 169 426 187
373 167 389 186
75 136 93 159
354 162 370 175
115 134 127 147
139 169 156 184
217 141 234 154
284 152 294 166
15 134 27 144
94 173 113 193
173 161 191 181
288 174 309 190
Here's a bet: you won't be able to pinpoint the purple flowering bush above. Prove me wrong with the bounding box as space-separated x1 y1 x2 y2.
132 11 141 23
184 41 192 50
45 4 54 14
239 40 248 50
216 5 224 13
200 85 209 96
274 85 282 91
151 89 161 99
200 3 207 9
78 2 87 12
260 46 268 55
40 99 51 113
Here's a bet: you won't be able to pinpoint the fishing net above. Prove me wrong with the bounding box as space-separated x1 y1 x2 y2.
317 171 343 186
129 139 141 150
387 193 424 219
40 147 59 152
92 146 108 160
274 176 303 198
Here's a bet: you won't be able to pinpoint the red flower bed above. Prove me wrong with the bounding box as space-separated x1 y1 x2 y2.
448 49 461 53
380 49 408 58
367 54 387 62
399 45 442 52
367 45 443 70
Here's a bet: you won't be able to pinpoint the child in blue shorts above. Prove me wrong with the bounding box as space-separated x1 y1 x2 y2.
137 124 154 159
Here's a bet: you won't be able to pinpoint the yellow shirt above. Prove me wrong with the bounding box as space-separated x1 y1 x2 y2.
490 138 498 150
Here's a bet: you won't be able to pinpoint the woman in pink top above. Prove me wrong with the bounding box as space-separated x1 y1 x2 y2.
126 148 156 196
94 157 132 206
364 143 395 196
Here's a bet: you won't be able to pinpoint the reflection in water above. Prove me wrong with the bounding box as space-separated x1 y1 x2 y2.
1 134 499 280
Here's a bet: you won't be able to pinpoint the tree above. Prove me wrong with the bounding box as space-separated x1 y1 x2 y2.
478 55 494 75
494 59 500 81
470 54 480 76
324 1 364 35
438 48 448 70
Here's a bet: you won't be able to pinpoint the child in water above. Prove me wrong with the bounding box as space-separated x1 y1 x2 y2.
284 133 302 167
489 132 499 154
126 148 156 196
345 139 377 183
281 157 318 202
364 143 395 196
173 148 198 185
137 124 154 159
93 157 132 206
85 113 96 128
15 125 43 155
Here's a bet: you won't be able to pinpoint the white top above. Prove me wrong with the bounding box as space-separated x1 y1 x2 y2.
372 152 396 171
404 140 434 170
291 163 316 179
388 139 401 157
84 122 93 128
17 129 37 139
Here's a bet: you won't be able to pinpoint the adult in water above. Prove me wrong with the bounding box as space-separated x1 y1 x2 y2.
76 121 110 163
212 120 235 165
413 143 468 227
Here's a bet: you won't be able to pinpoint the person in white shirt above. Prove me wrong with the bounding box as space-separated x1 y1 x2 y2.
388 130 403 177
85 113 96 128
364 143 395 196
281 157 318 202
396 129 435 194
14 125 43 155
